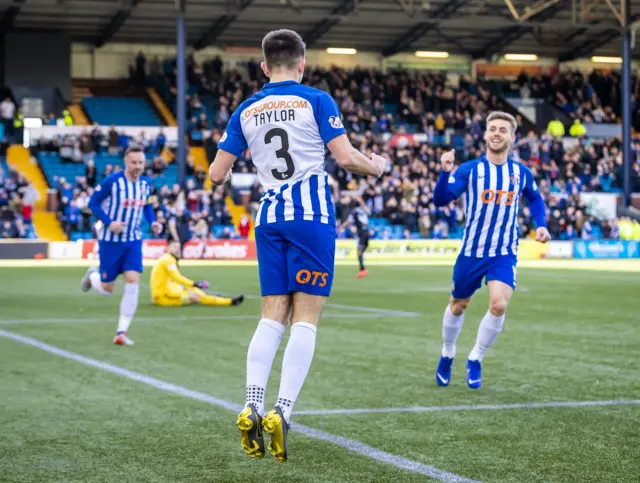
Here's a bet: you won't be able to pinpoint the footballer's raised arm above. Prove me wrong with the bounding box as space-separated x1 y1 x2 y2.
327 134 386 178
209 108 246 186
434 151 468 207
209 149 238 186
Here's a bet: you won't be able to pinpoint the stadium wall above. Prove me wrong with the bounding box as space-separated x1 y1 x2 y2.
70 43 636 83
70 43 471 79
3 33 71 102
0 239 637 262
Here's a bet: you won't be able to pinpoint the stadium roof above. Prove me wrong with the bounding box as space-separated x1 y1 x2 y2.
1 0 638 60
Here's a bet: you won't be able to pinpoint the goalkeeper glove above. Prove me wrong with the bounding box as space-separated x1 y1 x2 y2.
194 281 209 290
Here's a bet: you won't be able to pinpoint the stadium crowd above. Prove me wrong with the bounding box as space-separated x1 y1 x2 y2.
0 147 39 239
28 127 242 240
499 68 640 129
142 54 637 242
5 55 636 243
326 129 640 241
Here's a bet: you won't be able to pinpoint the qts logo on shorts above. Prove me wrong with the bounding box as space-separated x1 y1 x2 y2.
481 189 516 206
296 270 329 287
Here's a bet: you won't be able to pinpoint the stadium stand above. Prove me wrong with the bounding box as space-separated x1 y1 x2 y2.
29 129 239 241
143 58 637 242
491 69 640 128
22 57 640 243
0 155 38 239
82 97 161 126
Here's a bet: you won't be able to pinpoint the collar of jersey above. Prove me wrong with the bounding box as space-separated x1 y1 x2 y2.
482 154 514 165
263 80 298 89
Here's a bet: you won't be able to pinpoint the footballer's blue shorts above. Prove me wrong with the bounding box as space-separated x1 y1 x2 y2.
451 254 517 299
256 221 336 297
99 240 143 283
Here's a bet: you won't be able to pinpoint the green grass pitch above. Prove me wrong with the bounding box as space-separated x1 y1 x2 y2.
1 264 639 482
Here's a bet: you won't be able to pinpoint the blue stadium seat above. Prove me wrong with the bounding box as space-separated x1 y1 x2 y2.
82 97 161 126
213 224 239 238
0 158 10 178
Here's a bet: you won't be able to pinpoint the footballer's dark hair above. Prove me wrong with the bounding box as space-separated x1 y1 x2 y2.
124 145 144 157
262 29 306 70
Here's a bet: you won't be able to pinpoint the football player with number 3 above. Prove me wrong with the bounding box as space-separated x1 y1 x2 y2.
208 29 386 462
433 112 550 390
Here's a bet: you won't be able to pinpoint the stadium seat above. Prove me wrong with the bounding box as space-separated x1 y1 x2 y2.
82 97 161 126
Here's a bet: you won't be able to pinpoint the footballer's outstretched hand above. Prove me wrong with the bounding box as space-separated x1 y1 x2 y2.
535 227 551 244
440 149 456 172
370 153 387 178
194 281 210 290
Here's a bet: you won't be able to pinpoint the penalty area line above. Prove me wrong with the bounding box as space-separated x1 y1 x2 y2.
0 329 478 483
294 399 640 416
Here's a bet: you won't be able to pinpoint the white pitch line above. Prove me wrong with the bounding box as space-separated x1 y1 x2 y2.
0 329 478 483
0 315 259 325
0 312 401 326
294 399 640 416
213 292 419 318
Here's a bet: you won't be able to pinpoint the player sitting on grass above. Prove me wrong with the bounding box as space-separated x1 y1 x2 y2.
150 240 244 307
433 111 550 390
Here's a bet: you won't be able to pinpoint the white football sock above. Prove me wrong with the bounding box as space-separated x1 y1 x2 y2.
442 305 465 358
89 271 112 296
276 321 317 424
117 283 139 334
245 318 286 417
468 310 505 362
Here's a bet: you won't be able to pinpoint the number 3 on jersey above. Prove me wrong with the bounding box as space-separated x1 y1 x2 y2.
265 128 295 181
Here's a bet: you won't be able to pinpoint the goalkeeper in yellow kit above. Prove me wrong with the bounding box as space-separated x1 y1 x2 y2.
150 240 244 307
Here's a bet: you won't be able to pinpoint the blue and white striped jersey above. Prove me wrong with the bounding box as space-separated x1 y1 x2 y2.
435 156 547 258
218 80 345 226
88 172 154 243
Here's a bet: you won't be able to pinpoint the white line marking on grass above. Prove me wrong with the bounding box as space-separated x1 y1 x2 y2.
0 329 478 483
214 292 420 317
0 313 401 326
0 315 259 325
294 399 640 416
324 301 419 317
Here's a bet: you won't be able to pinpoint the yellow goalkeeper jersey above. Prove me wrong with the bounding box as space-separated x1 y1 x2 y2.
150 253 194 296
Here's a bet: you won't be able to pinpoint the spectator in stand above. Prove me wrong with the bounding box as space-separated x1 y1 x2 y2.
0 97 15 139
1 219 18 238
0 136 9 157
80 133 95 163
108 126 119 155
135 51 147 85
569 119 586 137
191 213 210 240
238 214 250 238
205 130 220 164
86 159 97 187
155 129 167 153
216 105 230 130
90 123 105 152
64 199 81 235
547 118 565 138
20 183 39 224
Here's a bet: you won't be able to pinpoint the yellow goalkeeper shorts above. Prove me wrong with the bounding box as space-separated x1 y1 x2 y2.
152 282 190 307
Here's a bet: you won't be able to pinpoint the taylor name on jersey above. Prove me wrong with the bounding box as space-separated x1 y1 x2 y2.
218 81 346 226
244 99 309 126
